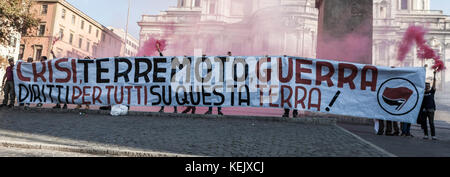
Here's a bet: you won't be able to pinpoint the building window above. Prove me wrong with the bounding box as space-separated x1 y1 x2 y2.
61 9 66 19
209 1 216 15
86 42 90 52
69 33 74 44
96 29 99 37
180 0 185 7
38 24 46 36
195 0 201 7
19 45 25 60
72 15 76 25
79 38 83 48
81 20 85 29
59 28 64 39
42 5 48 15
401 0 408 10
89 25 92 34
34 45 43 60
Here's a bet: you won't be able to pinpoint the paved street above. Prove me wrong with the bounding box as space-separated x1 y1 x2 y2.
0 108 390 157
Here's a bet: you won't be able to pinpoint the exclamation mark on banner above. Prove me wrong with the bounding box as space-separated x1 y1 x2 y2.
326 91 341 112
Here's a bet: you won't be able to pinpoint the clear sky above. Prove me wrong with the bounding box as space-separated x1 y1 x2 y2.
66 0 450 40
66 0 177 40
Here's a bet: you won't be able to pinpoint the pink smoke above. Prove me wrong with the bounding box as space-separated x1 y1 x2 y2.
137 37 167 56
397 25 446 71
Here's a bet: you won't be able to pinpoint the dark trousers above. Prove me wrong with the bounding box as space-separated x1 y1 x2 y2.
208 107 222 112
377 120 399 134
401 123 411 134
386 121 400 134
421 111 436 136
377 120 385 134
3 81 15 105
283 109 298 117
183 106 196 113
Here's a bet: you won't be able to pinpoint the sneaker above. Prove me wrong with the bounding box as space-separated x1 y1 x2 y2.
8 104 14 108
204 111 212 115
282 113 289 118
159 108 164 113
53 104 61 109
218 111 224 116
432 136 437 140
0 104 6 108
85 105 90 110
423 136 429 139
62 104 67 109
36 103 43 108
75 105 82 109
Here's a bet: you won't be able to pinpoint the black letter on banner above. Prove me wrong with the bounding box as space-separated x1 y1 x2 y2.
202 86 212 106
114 58 132 83
32 85 42 102
233 58 249 82
19 84 29 103
176 86 188 105
150 86 162 105
78 60 94 83
153 58 167 83
28 85 33 103
96 59 110 83
47 85 54 102
239 85 250 106
161 86 172 105
189 86 201 105
56 85 63 103
213 87 225 106
135 58 152 83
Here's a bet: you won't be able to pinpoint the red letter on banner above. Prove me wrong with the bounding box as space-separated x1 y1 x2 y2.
16 62 31 82
316 61 335 87
55 59 71 83
338 63 358 90
32 62 47 82
295 59 312 85
361 66 378 92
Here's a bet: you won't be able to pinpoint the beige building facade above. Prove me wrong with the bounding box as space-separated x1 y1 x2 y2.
139 0 450 89
20 0 124 61
108 26 139 57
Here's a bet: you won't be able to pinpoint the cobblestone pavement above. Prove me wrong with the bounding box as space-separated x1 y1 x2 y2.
0 109 390 157
0 146 103 157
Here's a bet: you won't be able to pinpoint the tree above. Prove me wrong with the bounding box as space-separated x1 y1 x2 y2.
0 0 40 45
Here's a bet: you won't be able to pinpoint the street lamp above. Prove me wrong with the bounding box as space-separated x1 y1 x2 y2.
123 0 131 57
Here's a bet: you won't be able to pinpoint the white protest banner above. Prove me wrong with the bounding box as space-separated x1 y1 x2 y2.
14 56 425 123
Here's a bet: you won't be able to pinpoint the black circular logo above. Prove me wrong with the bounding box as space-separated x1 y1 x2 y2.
377 78 419 116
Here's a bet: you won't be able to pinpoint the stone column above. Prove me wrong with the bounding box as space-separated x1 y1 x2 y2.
315 0 373 64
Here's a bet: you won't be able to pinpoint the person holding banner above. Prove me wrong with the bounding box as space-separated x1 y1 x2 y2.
156 42 177 113
421 70 438 140
1 58 16 108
